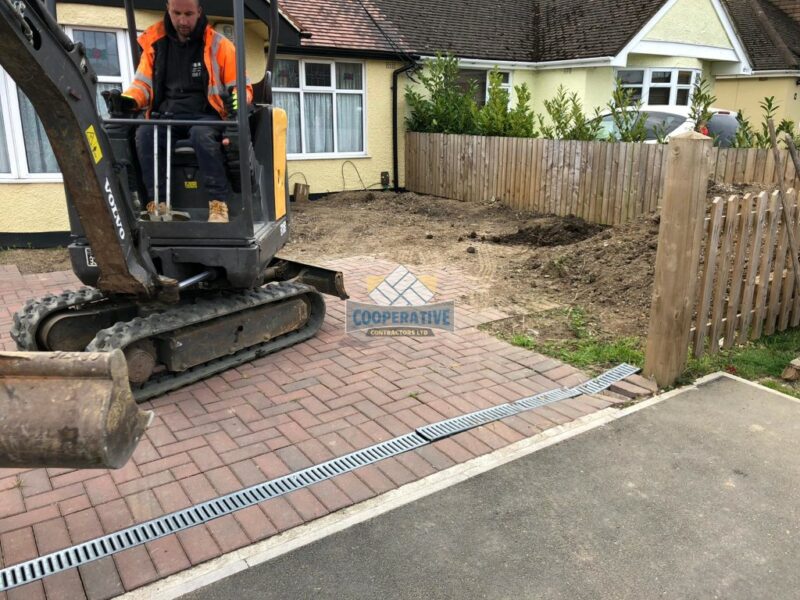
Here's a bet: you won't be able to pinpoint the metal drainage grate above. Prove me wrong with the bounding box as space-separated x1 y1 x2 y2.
0 364 642 592
416 403 520 441
0 433 426 593
575 363 639 395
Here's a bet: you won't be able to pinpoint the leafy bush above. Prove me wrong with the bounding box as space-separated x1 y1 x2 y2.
604 81 647 142
689 77 715 132
538 85 602 141
731 97 797 148
476 70 537 137
404 53 478 134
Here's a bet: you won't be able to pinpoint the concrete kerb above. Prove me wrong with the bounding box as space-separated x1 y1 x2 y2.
121 376 697 600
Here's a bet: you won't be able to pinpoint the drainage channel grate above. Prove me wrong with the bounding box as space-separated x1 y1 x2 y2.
0 433 426 593
0 364 641 592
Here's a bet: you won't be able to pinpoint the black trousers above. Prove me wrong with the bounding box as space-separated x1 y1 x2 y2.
136 114 231 203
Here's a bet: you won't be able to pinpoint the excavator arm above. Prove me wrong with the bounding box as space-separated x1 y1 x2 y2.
0 0 170 298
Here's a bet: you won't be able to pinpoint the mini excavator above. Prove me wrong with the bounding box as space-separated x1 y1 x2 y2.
0 0 347 469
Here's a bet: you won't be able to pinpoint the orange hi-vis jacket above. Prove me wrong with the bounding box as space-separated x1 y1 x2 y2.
125 19 253 119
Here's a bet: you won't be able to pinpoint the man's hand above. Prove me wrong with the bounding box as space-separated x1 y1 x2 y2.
224 86 238 119
102 89 139 117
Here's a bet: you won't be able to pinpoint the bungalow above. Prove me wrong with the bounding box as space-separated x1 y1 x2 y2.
0 0 796 245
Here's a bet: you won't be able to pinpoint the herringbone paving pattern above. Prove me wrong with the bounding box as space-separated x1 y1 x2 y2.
0 257 652 599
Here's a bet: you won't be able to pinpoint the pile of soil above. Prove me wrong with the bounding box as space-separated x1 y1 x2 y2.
490 215 606 247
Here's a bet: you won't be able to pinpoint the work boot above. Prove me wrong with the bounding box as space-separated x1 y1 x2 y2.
146 201 166 215
208 200 229 223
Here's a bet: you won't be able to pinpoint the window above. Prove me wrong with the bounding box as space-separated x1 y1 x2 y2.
457 69 512 107
0 27 132 181
616 68 699 106
273 58 366 157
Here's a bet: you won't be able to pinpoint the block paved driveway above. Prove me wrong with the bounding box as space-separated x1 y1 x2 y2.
0 257 652 600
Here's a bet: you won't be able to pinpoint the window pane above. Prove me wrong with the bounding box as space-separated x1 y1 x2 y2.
651 71 672 84
275 59 299 88
500 72 510 84
17 90 59 173
676 88 690 106
96 82 122 118
337 94 363 152
648 87 670 104
336 63 362 90
304 93 333 153
0 108 10 173
618 70 643 85
275 91 301 153
457 69 487 106
626 86 643 102
677 70 693 85
73 30 120 77
305 63 332 87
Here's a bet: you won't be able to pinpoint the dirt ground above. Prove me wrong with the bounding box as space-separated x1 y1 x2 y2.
0 184 769 344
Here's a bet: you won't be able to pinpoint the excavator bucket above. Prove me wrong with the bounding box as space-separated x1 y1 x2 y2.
0 350 152 469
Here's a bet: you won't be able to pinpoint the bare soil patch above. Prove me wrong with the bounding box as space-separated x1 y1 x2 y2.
0 248 71 274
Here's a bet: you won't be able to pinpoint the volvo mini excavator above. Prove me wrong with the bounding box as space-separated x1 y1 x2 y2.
0 0 347 469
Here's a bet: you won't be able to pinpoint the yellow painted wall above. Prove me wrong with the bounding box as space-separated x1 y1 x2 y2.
625 55 705 70
645 0 732 48
715 77 800 124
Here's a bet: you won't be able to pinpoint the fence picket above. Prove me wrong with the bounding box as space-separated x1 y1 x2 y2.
766 189 794 334
693 198 724 357
751 192 781 340
723 194 753 348
778 190 798 331
708 196 739 353
737 193 768 343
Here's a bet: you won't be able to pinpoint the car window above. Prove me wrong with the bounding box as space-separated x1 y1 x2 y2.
643 112 686 141
708 113 738 148
596 115 619 140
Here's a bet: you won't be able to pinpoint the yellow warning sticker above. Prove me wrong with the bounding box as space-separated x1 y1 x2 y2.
184 181 198 189
85 125 103 164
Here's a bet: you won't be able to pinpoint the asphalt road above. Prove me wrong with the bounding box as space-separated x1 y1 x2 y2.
182 376 800 600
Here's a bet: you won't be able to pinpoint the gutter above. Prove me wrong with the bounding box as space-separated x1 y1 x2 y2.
717 70 800 79
392 58 417 192
417 54 616 71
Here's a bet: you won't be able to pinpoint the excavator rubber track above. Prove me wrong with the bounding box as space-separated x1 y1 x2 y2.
12 282 326 402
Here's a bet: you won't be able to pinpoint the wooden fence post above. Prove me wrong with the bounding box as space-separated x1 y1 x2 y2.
644 132 712 387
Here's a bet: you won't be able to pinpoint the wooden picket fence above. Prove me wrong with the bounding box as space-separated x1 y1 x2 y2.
405 132 800 225
692 189 800 357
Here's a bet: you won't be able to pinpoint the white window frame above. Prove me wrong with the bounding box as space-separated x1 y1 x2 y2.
275 57 368 160
616 67 699 106
0 27 133 183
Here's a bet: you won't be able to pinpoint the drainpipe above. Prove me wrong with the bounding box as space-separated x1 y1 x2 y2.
392 59 416 193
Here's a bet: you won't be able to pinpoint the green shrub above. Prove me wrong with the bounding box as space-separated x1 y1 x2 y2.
605 81 647 142
538 85 602 141
404 53 478 134
476 70 537 137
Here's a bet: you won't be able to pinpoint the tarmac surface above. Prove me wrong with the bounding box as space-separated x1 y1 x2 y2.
182 375 800 600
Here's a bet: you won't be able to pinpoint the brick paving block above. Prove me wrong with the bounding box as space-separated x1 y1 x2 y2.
287 409 322 428
296 438 334 464
109 459 141 485
374 414 411 437
24 482 86 511
298 396 328 415
176 525 221 566
206 514 250 553
275 446 313 472
307 418 351 438
376 457 416 487
276 421 311 445
58 494 92 517
308 480 352 512
205 431 239 454
546 401 586 420
229 460 266 487
146 425 178 447
529 406 571 426
138 452 193 477
77 556 125 600
6 580 45 600
450 431 493 458
316 432 356 456
219 416 251 439
147 535 191 577
259 497 303 532
220 443 269 465
234 505 277 543
33 519 85 600
206 466 243 496
331 472 375 504
0 488 25 519
469 425 512 450
393 408 428 430
516 409 559 431
0 505 60 535
346 413 369 427
178 473 219 504
499 414 543 438
131 439 160 464
125 489 164 523
113 545 159 590
65 508 103 544
96 498 134 533
432 438 474 464
185 446 222 473
161 410 192 431
623 373 657 393
395 453 437 479
285 488 328 521
19 470 51 498
84 474 121 505
156 437 208 458
116 471 173 497
609 379 651 399
414 446 456 471
253 452 291 480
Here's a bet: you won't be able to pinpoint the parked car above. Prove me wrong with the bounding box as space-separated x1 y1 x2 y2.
595 105 739 147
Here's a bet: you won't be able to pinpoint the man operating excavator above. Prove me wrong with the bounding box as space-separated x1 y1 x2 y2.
106 0 253 223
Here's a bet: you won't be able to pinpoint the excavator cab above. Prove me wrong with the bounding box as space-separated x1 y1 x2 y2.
0 0 347 469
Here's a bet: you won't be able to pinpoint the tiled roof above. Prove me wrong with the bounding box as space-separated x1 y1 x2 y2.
280 0 800 73
723 0 800 70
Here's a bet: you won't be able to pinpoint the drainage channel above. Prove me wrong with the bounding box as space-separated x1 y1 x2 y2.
0 363 639 592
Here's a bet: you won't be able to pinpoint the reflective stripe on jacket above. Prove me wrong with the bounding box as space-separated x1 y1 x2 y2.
125 20 253 119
